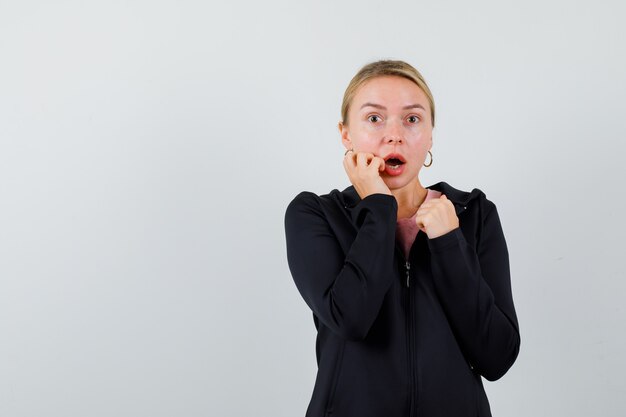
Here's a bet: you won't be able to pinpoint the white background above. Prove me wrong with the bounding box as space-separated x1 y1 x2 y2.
1 1 625 416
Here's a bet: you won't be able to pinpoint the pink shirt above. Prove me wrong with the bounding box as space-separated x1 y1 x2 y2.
395 189 443 259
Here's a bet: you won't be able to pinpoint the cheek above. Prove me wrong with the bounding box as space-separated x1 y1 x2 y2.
351 131 380 151
408 130 432 150
406 137 431 162
408 133 430 148
408 127 429 140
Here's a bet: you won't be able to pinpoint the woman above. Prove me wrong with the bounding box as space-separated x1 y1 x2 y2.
284 60 520 417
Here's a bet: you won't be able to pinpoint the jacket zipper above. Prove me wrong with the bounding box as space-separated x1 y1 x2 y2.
397 245 417 416
405 260 411 287
406 259 416 416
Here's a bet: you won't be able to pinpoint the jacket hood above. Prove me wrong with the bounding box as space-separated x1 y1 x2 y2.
338 181 485 216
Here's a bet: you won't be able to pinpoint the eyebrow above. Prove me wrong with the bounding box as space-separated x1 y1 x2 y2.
360 102 426 111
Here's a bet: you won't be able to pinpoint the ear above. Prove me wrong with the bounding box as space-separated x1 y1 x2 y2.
338 121 352 151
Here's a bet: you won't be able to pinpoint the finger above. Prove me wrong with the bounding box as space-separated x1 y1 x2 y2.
418 199 434 208
418 201 434 211
420 196 445 208
343 156 351 173
344 150 357 168
416 204 435 216
371 156 386 171
343 153 357 178
361 153 380 169
356 152 371 168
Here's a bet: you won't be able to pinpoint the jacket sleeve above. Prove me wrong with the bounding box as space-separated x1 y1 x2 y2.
427 199 520 381
284 191 398 341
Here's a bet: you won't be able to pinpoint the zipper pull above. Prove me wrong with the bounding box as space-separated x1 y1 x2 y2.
405 261 411 287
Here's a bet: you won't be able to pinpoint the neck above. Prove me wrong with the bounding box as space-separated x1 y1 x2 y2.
391 177 428 219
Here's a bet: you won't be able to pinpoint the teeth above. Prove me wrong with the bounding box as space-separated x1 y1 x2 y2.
389 165 400 169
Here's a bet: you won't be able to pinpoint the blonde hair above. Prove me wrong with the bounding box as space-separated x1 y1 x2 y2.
340 60 435 127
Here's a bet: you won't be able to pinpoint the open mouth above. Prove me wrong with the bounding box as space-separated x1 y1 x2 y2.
384 154 406 170
386 158 404 169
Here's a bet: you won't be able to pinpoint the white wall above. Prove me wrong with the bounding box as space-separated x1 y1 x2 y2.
1 0 625 416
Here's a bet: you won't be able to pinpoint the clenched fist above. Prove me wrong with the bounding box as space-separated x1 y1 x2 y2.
343 151 392 199
415 194 460 239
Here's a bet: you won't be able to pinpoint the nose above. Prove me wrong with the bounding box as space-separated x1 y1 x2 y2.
383 121 404 144
385 135 403 144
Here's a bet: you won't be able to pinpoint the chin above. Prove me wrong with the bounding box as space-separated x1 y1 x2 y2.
383 177 412 190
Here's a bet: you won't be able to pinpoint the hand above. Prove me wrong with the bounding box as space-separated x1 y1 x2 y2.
343 151 392 199
415 194 460 239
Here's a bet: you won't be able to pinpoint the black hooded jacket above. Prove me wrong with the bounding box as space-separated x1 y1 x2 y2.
284 181 520 417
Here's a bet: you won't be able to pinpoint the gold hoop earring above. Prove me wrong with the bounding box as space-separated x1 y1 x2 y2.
423 150 433 167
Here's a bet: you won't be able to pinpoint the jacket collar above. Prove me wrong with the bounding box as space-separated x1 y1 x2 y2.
339 181 483 216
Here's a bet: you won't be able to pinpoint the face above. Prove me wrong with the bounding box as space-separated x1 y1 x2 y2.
339 75 433 190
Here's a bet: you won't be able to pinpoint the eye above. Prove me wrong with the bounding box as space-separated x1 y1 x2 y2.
368 115 381 123
407 115 420 124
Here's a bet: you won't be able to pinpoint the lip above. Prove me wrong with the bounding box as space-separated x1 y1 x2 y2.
381 153 406 177
382 153 407 163
383 163 405 176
